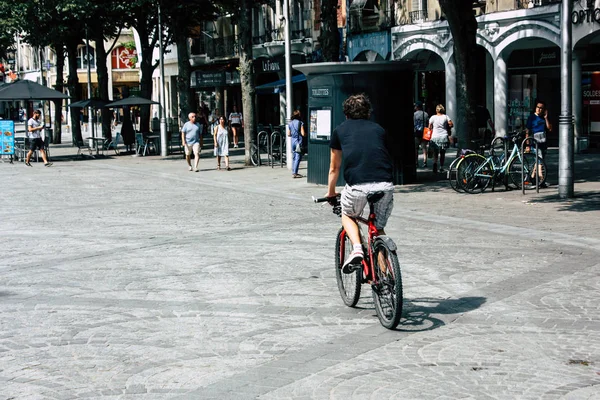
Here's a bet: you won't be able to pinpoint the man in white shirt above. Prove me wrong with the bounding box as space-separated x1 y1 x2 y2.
25 110 52 167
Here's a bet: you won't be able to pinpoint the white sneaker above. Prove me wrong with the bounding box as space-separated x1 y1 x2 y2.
234 144 239 148
342 250 363 274
188 166 192 171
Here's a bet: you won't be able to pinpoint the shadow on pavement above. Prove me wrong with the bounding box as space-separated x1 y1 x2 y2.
528 190 600 212
397 296 487 332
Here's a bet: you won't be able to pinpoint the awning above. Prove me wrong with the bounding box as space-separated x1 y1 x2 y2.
256 74 306 94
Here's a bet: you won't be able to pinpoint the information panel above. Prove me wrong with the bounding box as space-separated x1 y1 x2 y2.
309 108 331 140
0 120 15 156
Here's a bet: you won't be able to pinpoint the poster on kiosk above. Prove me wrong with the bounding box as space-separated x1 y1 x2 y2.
0 120 15 158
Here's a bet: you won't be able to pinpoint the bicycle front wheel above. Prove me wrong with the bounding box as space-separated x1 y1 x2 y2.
250 143 259 166
371 237 403 330
334 228 362 307
457 154 491 194
447 157 462 192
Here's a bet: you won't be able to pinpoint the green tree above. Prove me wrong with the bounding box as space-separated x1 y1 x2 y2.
438 0 478 149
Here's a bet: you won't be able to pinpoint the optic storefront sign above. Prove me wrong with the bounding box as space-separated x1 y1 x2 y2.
572 8 600 25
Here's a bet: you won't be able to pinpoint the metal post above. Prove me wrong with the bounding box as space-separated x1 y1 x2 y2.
158 2 168 157
85 26 94 146
559 0 574 198
283 0 293 169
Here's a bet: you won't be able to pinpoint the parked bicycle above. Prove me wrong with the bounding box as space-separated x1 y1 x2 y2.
455 132 546 194
447 139 490 193
313 193 403 330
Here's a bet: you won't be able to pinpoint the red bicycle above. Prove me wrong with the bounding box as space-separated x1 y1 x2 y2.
313 192 403 329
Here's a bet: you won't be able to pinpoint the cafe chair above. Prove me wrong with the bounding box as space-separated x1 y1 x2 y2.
135 133 156 156
75 138 93 158
104 132 120 155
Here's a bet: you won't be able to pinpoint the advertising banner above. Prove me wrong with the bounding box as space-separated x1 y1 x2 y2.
0 120 15 156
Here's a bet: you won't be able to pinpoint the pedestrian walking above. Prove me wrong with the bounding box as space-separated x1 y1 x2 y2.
288 110 306 178
25 110 52 167
181 112 203 172
228 104 243 148
428 104 453 173
213 116 230 171
413 101 429 168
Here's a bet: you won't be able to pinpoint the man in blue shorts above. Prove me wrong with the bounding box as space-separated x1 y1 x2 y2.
326 94 394 273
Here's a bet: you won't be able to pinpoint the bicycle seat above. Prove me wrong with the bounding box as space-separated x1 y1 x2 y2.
367 191 385 204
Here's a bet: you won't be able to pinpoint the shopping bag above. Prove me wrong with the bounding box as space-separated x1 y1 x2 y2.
422 127 432 141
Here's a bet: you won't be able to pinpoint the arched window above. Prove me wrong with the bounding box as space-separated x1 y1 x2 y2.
111 45 138 69
77 45 96 69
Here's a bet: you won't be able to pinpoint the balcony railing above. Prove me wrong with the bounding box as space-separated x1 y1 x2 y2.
409 9 428 24
291 28 311 40
253 29 281 45
190 36 238 59
516 0 561 9
349 9 396 33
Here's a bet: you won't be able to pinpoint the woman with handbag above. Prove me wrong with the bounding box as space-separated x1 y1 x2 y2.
428 104 454 173
288 110 306 178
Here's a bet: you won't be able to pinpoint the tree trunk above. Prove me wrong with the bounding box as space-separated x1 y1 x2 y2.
176 35 194 126
239 0 257 165
52 44 65 144
438 1 478 149
319 0 340 62
66 40 82 144
93 30 112 141
134 16 156 133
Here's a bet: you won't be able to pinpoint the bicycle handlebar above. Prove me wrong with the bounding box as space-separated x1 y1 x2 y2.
313 194 342 216
312 194 340 204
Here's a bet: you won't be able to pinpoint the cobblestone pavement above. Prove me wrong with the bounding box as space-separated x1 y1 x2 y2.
1 144 599 399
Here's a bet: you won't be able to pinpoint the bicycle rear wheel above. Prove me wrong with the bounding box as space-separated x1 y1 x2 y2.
371 237 403 330
508 153 547 189
457 154 491 194
334 228 362 307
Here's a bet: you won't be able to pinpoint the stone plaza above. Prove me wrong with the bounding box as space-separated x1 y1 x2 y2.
1 144 600 399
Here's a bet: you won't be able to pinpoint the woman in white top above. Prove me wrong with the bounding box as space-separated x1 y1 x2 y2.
428 104 454 173
228 104 243 148
213 116 231 170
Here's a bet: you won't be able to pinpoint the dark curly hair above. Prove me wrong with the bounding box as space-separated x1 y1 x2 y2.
343 94 371 120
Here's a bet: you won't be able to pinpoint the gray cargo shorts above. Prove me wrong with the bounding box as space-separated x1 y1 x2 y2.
340 182 394 230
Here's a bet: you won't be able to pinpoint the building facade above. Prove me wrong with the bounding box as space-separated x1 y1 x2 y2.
391 0 600 151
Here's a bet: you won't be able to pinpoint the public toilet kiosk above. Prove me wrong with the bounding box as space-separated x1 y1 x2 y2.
293 62 415 186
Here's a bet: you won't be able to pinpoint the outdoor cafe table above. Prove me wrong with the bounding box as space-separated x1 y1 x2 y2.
86 137 106 157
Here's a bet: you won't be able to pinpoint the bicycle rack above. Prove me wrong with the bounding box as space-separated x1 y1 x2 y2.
520 137 540 195
270 129 285 168
256 130 270 166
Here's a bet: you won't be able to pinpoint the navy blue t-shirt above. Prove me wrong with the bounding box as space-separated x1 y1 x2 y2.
330 119 393 186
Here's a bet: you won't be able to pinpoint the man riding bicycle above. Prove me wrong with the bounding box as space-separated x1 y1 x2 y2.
326 94 395 274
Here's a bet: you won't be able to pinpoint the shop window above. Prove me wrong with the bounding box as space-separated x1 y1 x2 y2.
76 45 95 70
